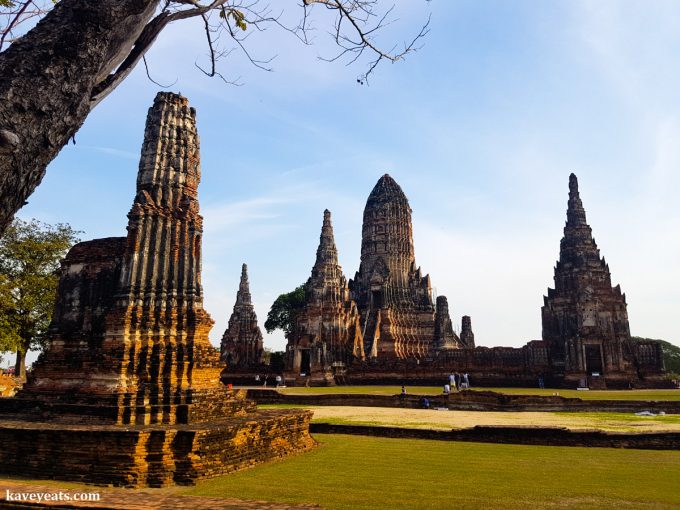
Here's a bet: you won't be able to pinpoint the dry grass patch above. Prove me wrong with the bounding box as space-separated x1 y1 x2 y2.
285 406 680 432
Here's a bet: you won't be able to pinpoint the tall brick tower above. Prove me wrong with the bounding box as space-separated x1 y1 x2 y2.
350 174 445 359
542 173 635 387
22 92 222 425
0 93 314 487
114 91 222 422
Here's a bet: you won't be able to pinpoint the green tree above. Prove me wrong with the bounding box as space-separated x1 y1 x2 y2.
264 285 306 336
0 219 79 377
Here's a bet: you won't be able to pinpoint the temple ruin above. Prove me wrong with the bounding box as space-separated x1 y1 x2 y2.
285 210 365 385
220 263 264 368
266 173 666 388
542 174 663 387
276 175 470 382
0 92 314 486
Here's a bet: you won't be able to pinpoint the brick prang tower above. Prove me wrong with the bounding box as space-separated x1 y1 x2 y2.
541 173 636 387
220 263 264 368
350 174 462 359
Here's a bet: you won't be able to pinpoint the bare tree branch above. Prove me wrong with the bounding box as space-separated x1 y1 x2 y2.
303 1 431 84
0 0 433 234
0 0 53 51
4 1 431 92
143 54 178 89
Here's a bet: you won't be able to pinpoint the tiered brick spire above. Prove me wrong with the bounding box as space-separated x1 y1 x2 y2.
286 210 364 383
220 264 264 367
542 173 634 385
237 263 253 303
312 209 339 274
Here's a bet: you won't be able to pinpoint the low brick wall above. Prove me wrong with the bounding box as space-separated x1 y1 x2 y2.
247 389 680 414
310 423 680 450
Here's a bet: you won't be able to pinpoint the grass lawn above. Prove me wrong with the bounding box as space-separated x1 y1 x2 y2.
182 434 680 510
270 385 680 401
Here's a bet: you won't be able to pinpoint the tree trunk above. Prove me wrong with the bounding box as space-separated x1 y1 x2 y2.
0 0 160 233
14 349 25 379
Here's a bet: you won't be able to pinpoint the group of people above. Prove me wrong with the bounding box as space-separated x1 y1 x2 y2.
254 374 284 388
443 372 470 394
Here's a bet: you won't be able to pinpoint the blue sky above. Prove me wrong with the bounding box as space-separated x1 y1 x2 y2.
14 0 680 361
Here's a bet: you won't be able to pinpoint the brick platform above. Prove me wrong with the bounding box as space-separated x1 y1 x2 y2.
0 410 314 487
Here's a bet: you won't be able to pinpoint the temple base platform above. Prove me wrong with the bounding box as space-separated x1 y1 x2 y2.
0 408 314 488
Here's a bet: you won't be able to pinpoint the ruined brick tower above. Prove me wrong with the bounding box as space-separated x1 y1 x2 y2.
220 263 264 367
21 92 222 424
0 92 314 486
286 210 364 383
541 173 636 387
434 296 463 350
460 315 475 348
350 174 461 359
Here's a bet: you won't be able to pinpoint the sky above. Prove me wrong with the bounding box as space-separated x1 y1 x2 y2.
9 0 680 365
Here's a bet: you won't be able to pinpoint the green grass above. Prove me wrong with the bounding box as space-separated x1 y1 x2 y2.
182 434 680 510
271 385 680 401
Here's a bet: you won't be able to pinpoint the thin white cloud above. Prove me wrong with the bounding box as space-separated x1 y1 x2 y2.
203 196 293 232
81 145 139 160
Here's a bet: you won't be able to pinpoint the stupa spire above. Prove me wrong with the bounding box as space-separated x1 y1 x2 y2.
559 173 597 267
314 209 338 268
220 262 264 366
566 173 587 227
236 263 252 305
